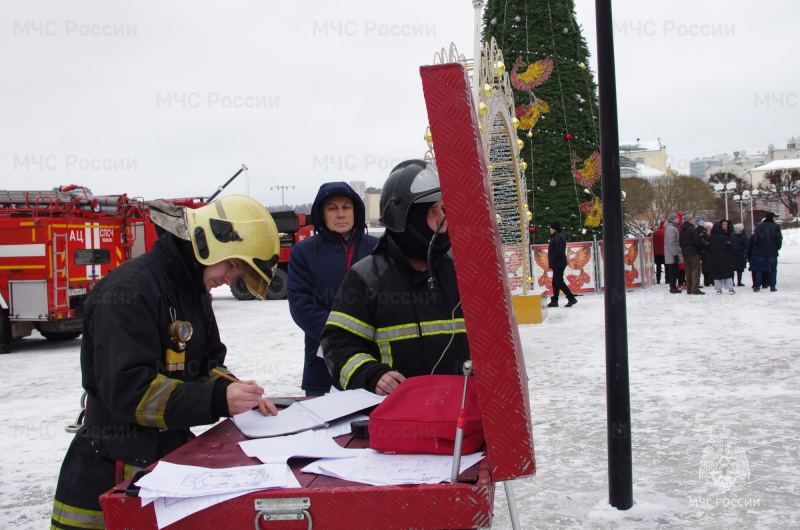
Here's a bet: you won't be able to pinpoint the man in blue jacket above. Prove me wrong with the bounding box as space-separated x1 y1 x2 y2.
752 211 782 291
287 182 378 396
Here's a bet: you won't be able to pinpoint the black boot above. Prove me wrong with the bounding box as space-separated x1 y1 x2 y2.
547 296 558 308
565 297 578 307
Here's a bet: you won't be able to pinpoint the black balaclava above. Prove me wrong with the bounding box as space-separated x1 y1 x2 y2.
390 202 450 261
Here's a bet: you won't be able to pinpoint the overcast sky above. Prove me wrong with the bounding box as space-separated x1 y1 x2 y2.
2 1 797 207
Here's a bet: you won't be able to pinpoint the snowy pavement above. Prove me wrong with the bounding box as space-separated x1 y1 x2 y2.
1 229 798 529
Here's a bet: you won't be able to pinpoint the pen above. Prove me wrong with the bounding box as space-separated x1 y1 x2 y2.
211 368 241 383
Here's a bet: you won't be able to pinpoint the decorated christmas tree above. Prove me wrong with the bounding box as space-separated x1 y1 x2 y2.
483 0 602 243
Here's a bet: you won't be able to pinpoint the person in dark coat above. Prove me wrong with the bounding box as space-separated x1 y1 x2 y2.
652 220 666 284
752 211 782 291
708 221 734 294
51 196 281 530
730 223 748 287
547 221 578 307
696 224 711 286
287 182 379 396
679 218 705 295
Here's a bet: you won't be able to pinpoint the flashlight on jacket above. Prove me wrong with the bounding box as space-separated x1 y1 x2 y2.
168 321 193 346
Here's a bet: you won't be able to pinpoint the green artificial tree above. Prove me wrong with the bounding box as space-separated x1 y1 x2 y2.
483 0 602 243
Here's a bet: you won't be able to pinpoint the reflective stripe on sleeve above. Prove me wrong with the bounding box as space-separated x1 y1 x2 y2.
51 500 105 529
135 374 180 429
326 311 376 340
340 353 377 389
419 318 466 336
377 341 392 366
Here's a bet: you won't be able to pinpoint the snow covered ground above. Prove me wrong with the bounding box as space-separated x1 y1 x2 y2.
1 229 798 529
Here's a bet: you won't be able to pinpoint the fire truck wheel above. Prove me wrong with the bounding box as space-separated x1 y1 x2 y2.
264 267 287 300
39 331 82 342
230 274 256 301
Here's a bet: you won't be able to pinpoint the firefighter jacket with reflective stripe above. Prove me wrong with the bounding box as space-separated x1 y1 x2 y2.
321 234 470 393
52 232 233 529
80 231 231 446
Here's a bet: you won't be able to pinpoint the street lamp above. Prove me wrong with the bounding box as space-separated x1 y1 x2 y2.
749 189 759 232
733 193 743 224
714 181 737 219
270 185 295 206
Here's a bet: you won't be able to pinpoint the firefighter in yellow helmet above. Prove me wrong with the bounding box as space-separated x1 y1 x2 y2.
52 195 279 530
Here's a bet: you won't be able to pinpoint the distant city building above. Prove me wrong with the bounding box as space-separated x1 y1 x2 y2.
690 155 727 180
348 180 366 201
765 137 800 162
619 139 668 174
364 187 382 227
704 150 767 181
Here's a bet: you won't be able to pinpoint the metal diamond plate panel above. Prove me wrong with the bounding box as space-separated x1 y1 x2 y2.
420 63 536 481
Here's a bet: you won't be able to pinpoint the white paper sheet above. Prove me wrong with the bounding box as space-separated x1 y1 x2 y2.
238 433 359 464
231 389 383 438
301 450 485 486
144 470 303 529
134 461 291 497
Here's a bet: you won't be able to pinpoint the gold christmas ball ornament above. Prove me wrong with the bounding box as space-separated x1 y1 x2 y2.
487 165 494 172
526 130 533 138
478 102 488 117
523 204 529 210
526 211 533 221
517 139 524 150
527 276 533 284
482 83 493 98
494 61 506 77
496 214 501 222
579 62 586 68
511 117 520 129
423 130 432 143
519 160 528 171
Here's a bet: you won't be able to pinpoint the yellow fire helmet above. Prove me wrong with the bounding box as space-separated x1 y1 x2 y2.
185 194 280 299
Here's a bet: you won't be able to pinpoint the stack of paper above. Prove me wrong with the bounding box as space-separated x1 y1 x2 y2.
134 461 301 529
231 389 384 438
301 450 485 487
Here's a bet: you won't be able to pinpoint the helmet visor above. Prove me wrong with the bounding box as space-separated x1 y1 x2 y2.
409 166 442 203
238 257 277 300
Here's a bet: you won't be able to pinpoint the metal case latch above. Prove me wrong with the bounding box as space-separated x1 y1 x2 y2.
254 498 312 529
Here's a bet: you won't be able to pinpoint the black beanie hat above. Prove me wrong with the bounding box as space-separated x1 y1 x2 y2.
550 221 561 231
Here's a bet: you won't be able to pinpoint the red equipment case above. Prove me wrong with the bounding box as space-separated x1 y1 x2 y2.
100 62 535 529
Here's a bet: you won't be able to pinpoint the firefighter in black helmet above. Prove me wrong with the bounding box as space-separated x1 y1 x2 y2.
321 160 470 395
52 195 280 530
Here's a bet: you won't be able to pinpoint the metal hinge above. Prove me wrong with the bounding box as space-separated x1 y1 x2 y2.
253 498 312 530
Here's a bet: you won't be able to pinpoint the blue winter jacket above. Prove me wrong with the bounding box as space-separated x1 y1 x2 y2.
286 182 379 393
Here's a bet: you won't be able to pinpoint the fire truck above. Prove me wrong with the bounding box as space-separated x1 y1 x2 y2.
0 185 206 353
0 178 314 352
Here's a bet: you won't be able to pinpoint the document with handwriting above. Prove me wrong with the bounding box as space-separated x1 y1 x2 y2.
231 389 384 438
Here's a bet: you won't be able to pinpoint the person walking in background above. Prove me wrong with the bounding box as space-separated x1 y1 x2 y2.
730 223 748 287
679 217 705 295
702 222 714 286
708 221 735 294
664 213 682 294
652 220 666 284
287 182 379 397
697 224 711 287
547 221 578 307
753 212 782 291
